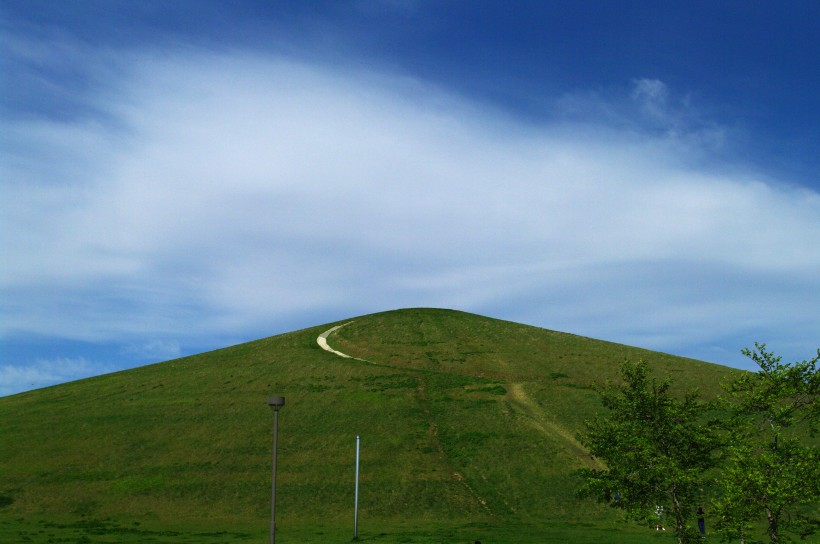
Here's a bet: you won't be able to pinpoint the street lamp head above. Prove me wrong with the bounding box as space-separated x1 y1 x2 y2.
267 395 285 411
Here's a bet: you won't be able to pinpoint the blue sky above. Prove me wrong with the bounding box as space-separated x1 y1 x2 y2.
2 1 819 396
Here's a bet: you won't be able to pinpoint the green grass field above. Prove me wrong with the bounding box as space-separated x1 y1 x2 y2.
0 308 737 542
0 516 684 543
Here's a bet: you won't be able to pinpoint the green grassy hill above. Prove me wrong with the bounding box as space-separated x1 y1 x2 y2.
0 308 736 543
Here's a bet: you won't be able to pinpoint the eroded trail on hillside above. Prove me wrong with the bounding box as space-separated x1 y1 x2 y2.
506 383 602 469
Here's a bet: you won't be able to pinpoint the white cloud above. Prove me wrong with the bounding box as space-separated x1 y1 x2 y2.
2 49 819 371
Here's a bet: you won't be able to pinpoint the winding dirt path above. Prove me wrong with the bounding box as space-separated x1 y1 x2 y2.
316 322 355 358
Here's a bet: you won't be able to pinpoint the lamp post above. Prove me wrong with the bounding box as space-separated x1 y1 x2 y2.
267 395 285 544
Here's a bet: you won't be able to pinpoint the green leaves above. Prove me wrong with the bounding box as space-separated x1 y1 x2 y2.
713 344 820 543
727 343 820 436
578 360 721 543
578 345 819 544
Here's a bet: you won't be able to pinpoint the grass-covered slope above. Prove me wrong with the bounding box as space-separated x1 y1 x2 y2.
0 308 735 542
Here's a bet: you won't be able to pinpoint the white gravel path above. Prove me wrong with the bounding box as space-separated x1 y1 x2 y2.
317 322 354 358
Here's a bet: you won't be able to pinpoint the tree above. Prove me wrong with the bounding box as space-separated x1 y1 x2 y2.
577 360 722 544
713 344 820 544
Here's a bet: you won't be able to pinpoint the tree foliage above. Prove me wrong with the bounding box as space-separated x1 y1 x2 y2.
713 344 820 544
577 360 722 544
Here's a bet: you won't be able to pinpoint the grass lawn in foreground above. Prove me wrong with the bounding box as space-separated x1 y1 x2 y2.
0 516 685 543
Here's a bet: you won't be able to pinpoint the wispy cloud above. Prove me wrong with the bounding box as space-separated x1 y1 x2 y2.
554 78 726 153
2 45 819 381
631 78 670 121
0 357 112 397
121 339 181 361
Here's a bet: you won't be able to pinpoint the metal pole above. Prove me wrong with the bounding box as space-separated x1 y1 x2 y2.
354 435 360 540
266 396 285 544
270 408 279 544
